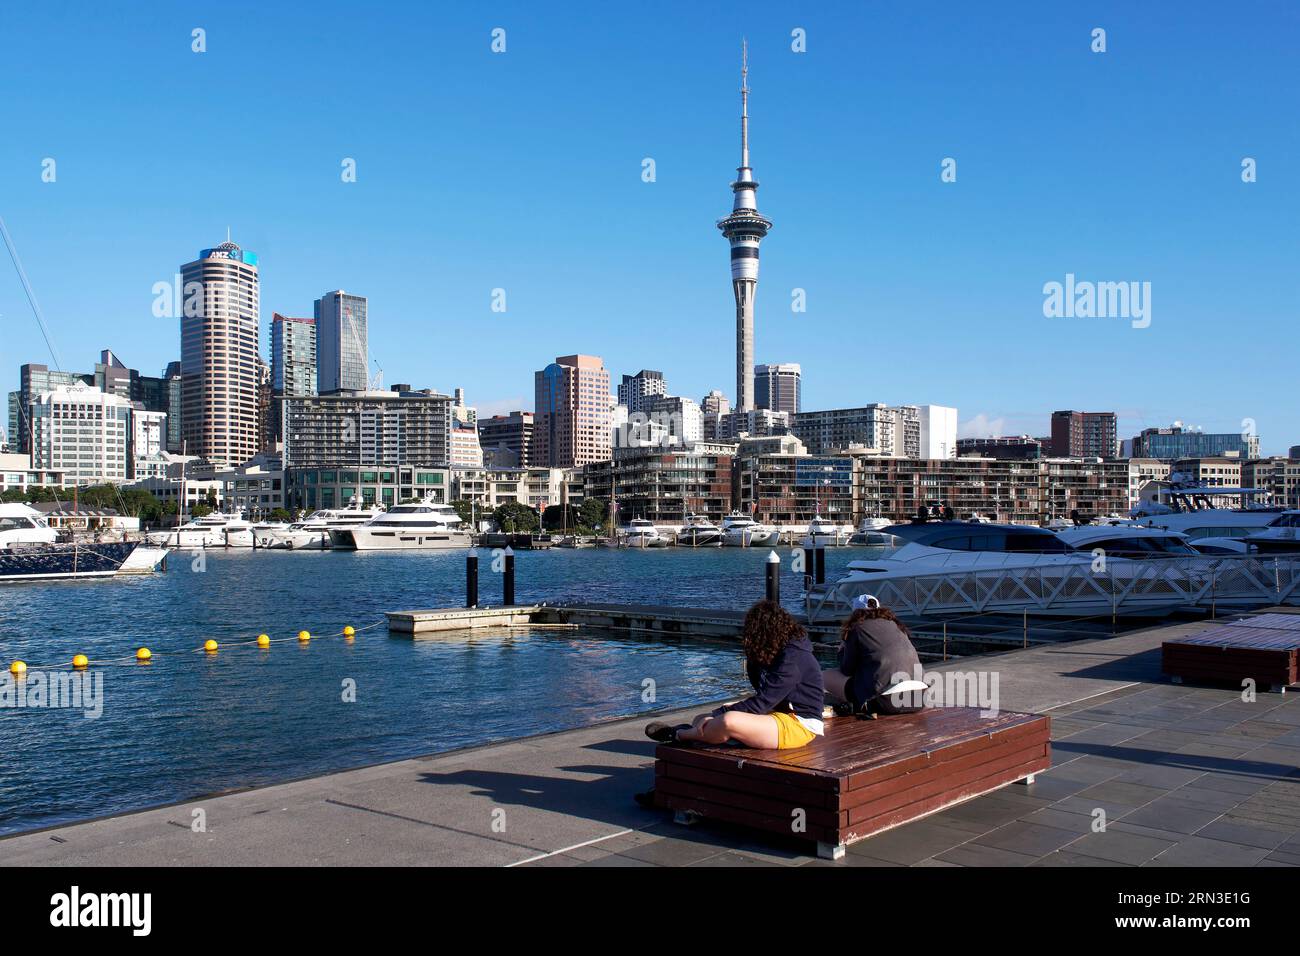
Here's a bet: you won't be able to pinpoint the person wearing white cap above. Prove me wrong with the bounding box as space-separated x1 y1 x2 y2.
824 595 924 716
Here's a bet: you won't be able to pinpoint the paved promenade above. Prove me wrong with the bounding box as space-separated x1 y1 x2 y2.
4 614 1298 867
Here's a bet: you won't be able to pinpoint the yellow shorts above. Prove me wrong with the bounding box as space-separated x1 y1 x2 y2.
772 711 816 749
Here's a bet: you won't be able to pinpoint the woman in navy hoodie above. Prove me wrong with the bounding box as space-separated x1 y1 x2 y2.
645 600 825 749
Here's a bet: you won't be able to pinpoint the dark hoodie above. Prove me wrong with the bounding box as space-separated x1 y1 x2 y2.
838 617 923 709
713 635 825 722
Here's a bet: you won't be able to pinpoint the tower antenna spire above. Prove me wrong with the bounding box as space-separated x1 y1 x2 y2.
740 38 749 169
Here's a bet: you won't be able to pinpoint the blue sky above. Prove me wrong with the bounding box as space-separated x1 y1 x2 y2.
2 1 1296 451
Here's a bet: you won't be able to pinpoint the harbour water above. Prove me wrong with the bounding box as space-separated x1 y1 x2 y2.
0 547 860 835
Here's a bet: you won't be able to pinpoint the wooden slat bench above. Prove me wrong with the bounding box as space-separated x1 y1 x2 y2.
1163 615 1300 692
652 707 1051 859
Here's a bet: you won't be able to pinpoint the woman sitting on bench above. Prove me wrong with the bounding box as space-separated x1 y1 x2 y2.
823 594 926 716
645 600 825 749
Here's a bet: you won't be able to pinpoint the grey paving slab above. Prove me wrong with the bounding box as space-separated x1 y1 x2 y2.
846 821 975 865
1145 837 1272 867
971 822 1081 857
1031 850 1131 867
934 842 1040 867
1119 797 1226 834
1195 820 1294 850
1064 829 1177 865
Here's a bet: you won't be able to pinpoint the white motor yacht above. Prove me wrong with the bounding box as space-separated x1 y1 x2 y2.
146 512 254 549
262 502 386 550
676 513 723 547
330 499 472 550
1241 511 1300 553
813 521 1205 621
623 518 670 548
721 512 780 547
1131 480 1282 547
848 517 893 546
801 515 848 548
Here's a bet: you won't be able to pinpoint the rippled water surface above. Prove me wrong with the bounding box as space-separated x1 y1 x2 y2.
0 546 859 834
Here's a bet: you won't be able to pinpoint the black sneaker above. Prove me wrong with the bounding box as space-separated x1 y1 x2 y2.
644 721 679 743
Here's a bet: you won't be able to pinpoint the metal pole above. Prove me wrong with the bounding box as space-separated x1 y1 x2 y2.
466 551 478 608
943 621 948 662
1023 610 1028 649
765 550 780 604
815 546 826 585
503 547 515 606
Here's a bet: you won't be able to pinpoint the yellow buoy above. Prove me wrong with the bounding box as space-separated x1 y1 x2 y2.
9 660 27 675
204 639 219 653
72 654 89 669
136 647 152 661
298 630 311 642
257 634 270 648
343 625 356 638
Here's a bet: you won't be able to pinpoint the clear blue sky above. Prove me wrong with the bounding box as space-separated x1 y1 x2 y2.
2 1 1296 451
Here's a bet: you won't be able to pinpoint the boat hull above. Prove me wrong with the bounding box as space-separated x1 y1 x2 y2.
0 542 165 582
331 529 474 551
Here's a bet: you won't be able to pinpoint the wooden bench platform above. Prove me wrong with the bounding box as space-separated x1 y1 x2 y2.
652 706 1051 859
1163 614 1300 691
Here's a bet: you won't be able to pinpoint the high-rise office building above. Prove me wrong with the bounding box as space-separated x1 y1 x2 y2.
534 354 611 468
617 370 666 416
479 411 535 468
30 383 132 484
180 241 261 465
315 290 368 394
755 363 801 415
917 404 958 460
282 387 453 468
9 363 94 454
717 42 772 413
270 313 317 446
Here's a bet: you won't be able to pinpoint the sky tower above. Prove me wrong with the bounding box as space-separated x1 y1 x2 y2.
716 40 773 414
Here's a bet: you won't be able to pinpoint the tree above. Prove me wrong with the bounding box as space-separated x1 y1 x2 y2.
493 501 539 533
542 503 580 531
578 497 607 535
268 508 291 522
451 499 476 526
190 502 213 518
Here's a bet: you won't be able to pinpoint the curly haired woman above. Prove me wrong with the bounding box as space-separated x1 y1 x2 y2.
644 600 825 749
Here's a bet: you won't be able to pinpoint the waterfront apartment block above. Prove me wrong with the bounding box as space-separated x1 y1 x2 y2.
451 466 569 511
1050 410 1118 458
1130 423 1258 460
285 466 449 512
737 454 855 525
581 443 736 523
283 388 452 470
30 383 132 484
478 411 535 468
180 242 261 466
217 453 285 516
755 363 801 416
1242 457 1300 509
314 290 368 394
534 355 612 468
617 369 667 416
644 395 704 446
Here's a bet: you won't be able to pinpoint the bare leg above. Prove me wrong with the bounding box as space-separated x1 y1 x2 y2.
677 711 780 749
822 668 852 705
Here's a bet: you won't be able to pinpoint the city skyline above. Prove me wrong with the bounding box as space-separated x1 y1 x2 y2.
1 2 1296 453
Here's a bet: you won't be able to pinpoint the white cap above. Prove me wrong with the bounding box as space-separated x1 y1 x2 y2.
850 594 880 611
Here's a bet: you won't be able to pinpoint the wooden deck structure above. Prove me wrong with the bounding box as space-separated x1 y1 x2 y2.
652 706 1052 859
1163 613 1300 691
